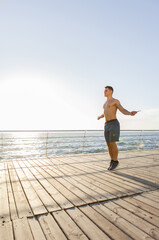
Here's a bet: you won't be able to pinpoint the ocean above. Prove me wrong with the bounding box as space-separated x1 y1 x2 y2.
0 131 159 159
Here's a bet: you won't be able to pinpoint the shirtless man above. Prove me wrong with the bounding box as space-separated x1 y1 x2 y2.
97 86 138 170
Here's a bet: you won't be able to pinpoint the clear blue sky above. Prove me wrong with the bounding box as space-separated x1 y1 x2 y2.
0 0 159 130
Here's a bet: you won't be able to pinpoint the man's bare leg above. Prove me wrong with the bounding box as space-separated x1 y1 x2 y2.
109 142 118 161
106 142 115 170
106 142 113 160
108 142 119 170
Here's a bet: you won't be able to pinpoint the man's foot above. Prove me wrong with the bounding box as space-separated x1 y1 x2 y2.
109 160 119 170
108 160 114 170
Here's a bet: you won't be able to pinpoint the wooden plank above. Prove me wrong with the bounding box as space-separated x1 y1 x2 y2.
141 191 159 203
92 202 154 240
13 218 34 240
66 207 111 240
4 160 18 220
122 167 159 182
133 195 159 209
115 168 158 188
77 172 124 198
46 152 158 202
0 221 14 240
74 160 151 192
133 164 159 175
79 205 132 240
121 166 159 182
38 213 67 240
41 159 98 203
78 173 119 199
64 175 104 202
0 160 10 223
7 160 33 218
80 157 159 183
32 159 86 207
115 198 159 228
28 217 46 240
107 171 156 190
149 190 159 197
119 149 159 157
106 200 159 239
29 158 73 208
53 210 88 240
54 160 135 197
66 160 145 194
12 159 47 216
54 156 137 194
127 168 159 183
38 158 96 204
124 196 159 217
26 159 74 209
115 150 158 162
18 160 61 212
69 174 115 202
79 158 157 189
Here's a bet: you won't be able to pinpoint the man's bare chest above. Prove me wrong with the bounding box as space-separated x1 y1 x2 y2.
103 101 116 110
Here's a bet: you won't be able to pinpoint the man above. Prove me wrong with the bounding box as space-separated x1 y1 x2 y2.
97 86 138 170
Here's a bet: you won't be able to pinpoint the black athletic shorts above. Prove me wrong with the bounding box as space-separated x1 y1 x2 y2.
104 119 120 142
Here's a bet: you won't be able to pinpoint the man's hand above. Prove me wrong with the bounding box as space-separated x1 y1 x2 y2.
130 111 138 116
97 114 104 120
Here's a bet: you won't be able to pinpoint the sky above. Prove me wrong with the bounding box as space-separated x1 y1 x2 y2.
0 0 159 130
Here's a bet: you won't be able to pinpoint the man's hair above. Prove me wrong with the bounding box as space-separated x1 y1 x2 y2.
105 86 114 93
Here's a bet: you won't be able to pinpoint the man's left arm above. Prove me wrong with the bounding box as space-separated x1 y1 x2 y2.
115 100 138 116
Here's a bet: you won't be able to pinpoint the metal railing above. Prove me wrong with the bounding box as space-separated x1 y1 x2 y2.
0 130 159 159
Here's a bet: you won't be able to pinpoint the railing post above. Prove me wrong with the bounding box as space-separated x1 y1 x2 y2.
138 130 143 150
82 130 86 153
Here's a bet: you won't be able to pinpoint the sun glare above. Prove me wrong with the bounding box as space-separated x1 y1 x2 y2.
0 73 68 129
0 73 97 130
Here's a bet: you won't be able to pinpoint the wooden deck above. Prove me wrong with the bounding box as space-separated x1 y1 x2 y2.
0 149 159 240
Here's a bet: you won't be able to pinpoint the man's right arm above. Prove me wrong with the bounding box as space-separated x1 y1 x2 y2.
97 114 104 120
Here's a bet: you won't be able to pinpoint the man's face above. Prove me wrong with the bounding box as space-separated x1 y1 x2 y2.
104 88 112 97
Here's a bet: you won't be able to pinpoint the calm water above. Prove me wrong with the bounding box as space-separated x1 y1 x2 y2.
0 131 159 159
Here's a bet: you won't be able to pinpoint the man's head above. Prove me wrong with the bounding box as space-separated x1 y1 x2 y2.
104 86 114 97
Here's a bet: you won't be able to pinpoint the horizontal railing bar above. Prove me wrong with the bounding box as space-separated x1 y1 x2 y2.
0 130 159 132
0 136 104 140
1 134 159 141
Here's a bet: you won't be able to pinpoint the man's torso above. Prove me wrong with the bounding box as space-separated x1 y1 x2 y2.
103 98 118 122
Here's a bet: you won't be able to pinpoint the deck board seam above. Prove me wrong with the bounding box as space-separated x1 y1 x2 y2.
1 187 159 224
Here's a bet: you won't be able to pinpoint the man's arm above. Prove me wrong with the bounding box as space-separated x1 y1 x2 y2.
97 113 104 120
116 100 138 116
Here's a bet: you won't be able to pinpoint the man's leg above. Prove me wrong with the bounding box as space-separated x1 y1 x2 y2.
109 142 119 170
109 142 118 161
106 142 114 170
106 142 113 160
